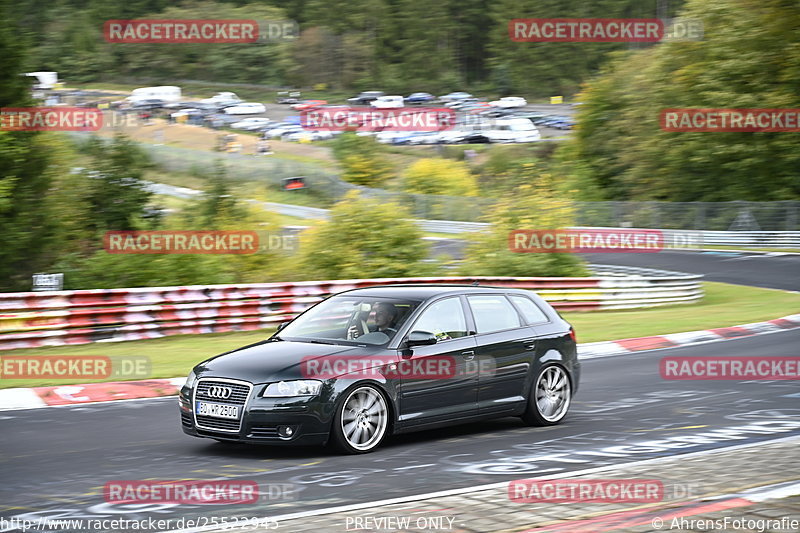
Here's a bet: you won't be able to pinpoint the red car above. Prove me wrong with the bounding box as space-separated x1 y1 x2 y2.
291 100 328 111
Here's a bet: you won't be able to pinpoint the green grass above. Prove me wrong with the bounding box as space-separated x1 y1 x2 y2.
563 281 800 343
1 282 797 389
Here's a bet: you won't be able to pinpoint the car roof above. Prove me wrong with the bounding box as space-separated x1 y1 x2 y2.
332 284 535 301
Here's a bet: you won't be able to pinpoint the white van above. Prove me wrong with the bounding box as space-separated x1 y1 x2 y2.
370 95 404 109
127 86 182 103
485 118 541 143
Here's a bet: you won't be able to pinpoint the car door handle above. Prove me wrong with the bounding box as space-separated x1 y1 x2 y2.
461 350 475 360
525 343 536 351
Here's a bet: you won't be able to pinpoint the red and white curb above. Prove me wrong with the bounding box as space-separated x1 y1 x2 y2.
578 313 800 360
1 313 798 411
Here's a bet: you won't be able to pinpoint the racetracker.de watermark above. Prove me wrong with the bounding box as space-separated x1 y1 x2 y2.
508 479 664 503
661 108 800 132
299 355 497 380
300 107 457 132
660 356 800 380
104 480 260 504
103 19 298 43
1 107 102 131
103 230 297 254
510 18 663 42
0 356 150 380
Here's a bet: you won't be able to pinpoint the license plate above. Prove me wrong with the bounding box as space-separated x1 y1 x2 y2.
196 401 239 419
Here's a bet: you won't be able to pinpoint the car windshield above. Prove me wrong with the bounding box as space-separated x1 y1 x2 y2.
277 296 419 346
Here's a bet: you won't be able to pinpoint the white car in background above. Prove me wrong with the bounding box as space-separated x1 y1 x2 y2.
224 102 267 115
484 118 541 143
490 96 527 108
201 92 242 105
231 117 272 130
370 95 405 109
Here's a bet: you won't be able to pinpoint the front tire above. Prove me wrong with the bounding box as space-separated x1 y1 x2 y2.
331 384 389 454
521 364 571 426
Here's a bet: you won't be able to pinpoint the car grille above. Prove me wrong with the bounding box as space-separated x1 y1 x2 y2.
249 425 279 439
193 379 252 433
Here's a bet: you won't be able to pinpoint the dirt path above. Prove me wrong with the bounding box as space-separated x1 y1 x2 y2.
96 112 336 162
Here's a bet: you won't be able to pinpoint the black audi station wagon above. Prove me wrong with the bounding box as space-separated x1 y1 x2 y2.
180 285 579 453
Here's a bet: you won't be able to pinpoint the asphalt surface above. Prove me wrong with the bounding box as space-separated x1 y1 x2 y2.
1 329 798 531
427 243 800 292
1 251 797 532
581 250 800 291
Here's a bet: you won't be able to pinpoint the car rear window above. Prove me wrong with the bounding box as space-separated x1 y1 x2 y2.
509 295 549 324
467 295 522 334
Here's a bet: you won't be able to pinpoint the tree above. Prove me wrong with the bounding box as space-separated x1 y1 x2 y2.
82 134 154 232
404 158 478 196
332 133 393 187
297 191 432 279
460 169 588 277
561 0 800 201
0 0 62 290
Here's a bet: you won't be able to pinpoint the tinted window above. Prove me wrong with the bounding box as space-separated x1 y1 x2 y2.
510 295 549 324
411 297 468 341
467 295 522 334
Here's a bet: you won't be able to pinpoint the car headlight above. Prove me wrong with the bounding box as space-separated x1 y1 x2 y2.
262 380 321 398
184 370 198 390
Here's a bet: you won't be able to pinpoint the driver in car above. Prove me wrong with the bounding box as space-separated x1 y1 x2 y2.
348 302 398 339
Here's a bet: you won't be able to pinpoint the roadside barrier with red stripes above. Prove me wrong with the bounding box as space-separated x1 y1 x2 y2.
0 266 702 351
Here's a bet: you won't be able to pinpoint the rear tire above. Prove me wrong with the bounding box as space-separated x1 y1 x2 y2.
521 364 571 426
330 384 389 454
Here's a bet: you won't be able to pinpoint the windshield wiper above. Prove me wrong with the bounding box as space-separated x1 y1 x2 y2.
303 339 337 345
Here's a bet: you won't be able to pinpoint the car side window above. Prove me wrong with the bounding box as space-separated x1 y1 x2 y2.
411 297 468 341
467 295 522 334
510 295 549 324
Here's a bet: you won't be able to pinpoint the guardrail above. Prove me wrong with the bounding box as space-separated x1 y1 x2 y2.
0 266 702 351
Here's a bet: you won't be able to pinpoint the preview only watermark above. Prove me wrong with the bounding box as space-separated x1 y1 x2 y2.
660 356 800 380
345 516 456 531
661 109 800 132
508 479 664 503
103 19 298 43
300 107 457 132
0 356 150 380
509 18 703 42
104 231 297 254
1 107 102 131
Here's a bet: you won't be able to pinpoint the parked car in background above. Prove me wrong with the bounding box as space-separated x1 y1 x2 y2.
130 99 166 110
201 92 242 106
284 130 334 142
489 96 527 108
347 91 385 105
231 117 273 130
291 100 328 111
485 118 541 143
445 98 479 109
224 102 267 115
370 96 404 109
276 91 302 104
439 91 473 102
127 86 181 104
405 92 435 104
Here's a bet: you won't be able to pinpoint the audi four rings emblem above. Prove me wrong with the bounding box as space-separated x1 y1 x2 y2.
206 386 233 399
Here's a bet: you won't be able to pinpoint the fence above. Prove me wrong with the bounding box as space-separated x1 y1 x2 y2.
0 266 702 351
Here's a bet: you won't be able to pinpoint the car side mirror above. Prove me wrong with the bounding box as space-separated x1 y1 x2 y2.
407 330 437 347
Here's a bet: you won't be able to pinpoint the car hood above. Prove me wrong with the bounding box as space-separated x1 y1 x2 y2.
195 340 389 384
